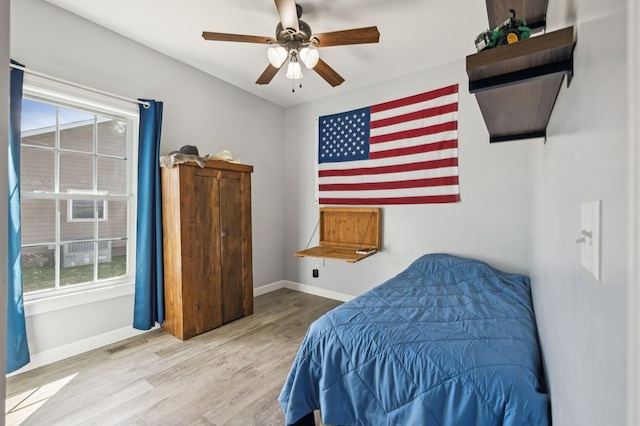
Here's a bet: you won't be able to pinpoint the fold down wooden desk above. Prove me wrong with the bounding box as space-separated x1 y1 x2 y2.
295 207 381 263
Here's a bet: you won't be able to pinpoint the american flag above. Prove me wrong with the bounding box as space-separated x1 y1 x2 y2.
317 84 460 205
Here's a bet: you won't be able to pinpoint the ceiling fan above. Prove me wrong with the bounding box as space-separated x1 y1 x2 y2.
202 0 380 88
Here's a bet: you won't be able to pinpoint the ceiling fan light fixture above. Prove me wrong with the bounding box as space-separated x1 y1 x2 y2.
286 57 303 80
267 45 288 68
299 46 320 69
202 1 379 88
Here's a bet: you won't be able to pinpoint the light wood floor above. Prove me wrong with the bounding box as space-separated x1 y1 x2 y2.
5 289 342 426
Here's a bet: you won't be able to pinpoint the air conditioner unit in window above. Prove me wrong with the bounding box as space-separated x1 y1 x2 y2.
62 241 112 268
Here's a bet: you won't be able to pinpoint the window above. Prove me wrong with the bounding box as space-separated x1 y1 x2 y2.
67 190 108 222
20 77 138 297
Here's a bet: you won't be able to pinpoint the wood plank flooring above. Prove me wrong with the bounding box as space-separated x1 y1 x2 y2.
5 289 342 426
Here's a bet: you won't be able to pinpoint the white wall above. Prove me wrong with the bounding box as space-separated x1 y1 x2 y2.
627 2 640 424
2 0 11 413
529 1 629 425
10 0 286 369
283 60 533 295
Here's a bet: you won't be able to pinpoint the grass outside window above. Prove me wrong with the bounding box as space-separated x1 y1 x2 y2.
22 255 127 293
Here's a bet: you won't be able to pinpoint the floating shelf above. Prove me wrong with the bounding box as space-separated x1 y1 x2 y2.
466 26 575 142
467 0 576 143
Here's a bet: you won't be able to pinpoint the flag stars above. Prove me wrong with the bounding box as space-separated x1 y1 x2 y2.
318 107 370 164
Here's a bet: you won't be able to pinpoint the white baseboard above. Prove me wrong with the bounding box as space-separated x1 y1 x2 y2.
254 280 354 302
8 325 158 376
13 282 351 375
252 280 286 297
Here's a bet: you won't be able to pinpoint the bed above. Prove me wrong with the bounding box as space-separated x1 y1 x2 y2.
279 253 550 425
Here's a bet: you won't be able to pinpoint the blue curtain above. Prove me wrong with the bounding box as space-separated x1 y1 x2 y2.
7 61 30 373
133 99 164 330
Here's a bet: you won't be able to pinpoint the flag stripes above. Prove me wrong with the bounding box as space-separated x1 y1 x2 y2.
317 84 460 205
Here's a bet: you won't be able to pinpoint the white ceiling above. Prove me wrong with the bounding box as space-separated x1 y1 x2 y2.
45 0 489 108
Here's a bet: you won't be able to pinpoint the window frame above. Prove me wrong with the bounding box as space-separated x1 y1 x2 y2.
21 74 139 301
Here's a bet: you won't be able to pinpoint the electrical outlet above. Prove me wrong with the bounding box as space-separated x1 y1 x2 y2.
312 267 319 278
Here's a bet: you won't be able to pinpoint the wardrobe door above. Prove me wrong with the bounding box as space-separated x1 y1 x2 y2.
218 171 245 323
193 171 223 334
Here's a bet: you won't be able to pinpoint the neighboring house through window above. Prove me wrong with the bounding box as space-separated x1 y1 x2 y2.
20 76 138 297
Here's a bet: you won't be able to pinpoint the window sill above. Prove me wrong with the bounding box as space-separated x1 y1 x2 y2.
24 281 135 317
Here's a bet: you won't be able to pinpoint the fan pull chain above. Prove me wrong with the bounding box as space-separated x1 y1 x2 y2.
291 77 302 93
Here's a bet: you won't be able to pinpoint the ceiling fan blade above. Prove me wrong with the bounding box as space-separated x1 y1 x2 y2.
256 64 281 85
274 0 299 33
313 58 345 87
313 26 380 47
202 31 276 44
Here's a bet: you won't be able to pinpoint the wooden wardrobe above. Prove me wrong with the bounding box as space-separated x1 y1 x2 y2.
160 159 253 340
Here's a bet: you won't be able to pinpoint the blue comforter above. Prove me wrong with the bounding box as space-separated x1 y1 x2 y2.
279 254 550 425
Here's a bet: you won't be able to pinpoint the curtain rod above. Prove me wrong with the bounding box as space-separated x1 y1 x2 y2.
9 63 150 109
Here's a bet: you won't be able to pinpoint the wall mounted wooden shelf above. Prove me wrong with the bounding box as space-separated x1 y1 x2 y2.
466 26 575 142
467 0 576 143
295 207 381 263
